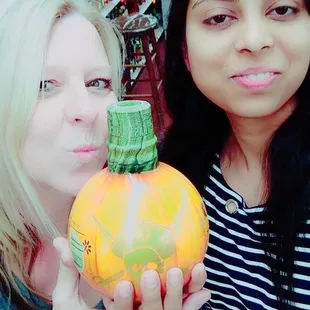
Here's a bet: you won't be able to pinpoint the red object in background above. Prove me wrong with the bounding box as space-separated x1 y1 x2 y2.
126 0 139 14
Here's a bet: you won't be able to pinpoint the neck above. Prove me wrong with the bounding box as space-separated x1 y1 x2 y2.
34 184 74 239
225 98 295 167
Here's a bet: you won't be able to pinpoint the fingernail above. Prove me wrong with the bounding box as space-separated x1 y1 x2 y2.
118 281 132 297
53 239 61 253
195 263 206 278
196 263 205 272
168 268 182 286
143 270 158 288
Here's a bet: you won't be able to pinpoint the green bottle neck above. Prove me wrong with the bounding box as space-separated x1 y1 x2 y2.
106 100 158 174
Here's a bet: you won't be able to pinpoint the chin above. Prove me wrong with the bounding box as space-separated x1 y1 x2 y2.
228 109 278 119
56 168 104 197
225 97 291 119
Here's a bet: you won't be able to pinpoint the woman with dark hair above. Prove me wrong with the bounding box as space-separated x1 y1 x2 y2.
160 0 310 309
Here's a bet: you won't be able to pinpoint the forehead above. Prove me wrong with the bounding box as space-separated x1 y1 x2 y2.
192 0 238 6
45 13 109 70
189 0 303 8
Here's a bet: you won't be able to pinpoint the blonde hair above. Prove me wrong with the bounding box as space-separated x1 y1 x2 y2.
0 0 124 305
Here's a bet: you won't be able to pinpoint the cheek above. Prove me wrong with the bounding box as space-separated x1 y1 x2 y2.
20 125 58 181
103 91 118 111
277 21 310 68
279 28 310 96
27 104 63 143
97 91 117 130
186 27 230 66
186 26 233 90
20 105 64 178
22 106 61 160
187 43 228 106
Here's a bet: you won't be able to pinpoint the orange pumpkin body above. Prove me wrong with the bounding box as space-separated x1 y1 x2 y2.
68 162 209 303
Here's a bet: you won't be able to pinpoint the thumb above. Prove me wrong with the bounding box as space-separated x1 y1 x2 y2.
182 288 211 310
52 237 80 305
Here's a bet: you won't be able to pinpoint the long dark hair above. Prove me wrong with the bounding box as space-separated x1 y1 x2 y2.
159 0 310 307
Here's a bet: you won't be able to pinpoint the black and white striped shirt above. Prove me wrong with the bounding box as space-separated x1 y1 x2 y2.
202 154 310 309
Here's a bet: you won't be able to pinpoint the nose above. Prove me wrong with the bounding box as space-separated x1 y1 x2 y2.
65 86 99 127
234 17 274 55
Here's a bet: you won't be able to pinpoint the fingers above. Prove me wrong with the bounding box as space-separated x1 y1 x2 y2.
104 266 209 310
107 281 134 310
184 263 207 295
52 237 80 305
182 289 211 310
163 268 183 310
101 295 114 310
139 270 163 310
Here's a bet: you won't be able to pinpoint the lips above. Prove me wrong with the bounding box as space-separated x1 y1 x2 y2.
73 145 99 153
231 68 281 90
235 72 274 81
232 67 280 78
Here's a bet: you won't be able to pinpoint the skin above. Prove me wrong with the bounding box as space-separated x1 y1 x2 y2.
185 0 310 206
18 13 210 309
52 238 211 310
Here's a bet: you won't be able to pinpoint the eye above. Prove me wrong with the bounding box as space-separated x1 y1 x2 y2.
86 78 112 89
204 14 236 27
268 6 298 17
39 80 56 92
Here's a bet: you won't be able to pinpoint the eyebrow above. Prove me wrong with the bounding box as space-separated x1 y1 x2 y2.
43 65 112 75
85 65 112 76
192 0 239 10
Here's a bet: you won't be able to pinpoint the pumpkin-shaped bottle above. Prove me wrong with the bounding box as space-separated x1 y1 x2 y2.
68 100 209 303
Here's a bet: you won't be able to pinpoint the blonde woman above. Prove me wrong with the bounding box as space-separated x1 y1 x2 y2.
0 0 210 309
